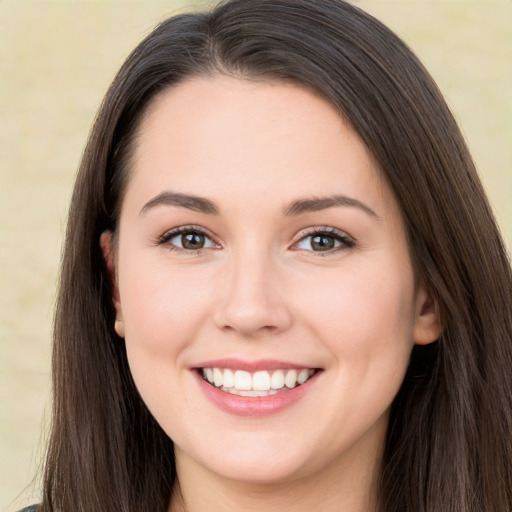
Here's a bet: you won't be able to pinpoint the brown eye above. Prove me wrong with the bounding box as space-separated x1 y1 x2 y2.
310 234 336 251
295 229 354 253
181 232 206 249
160 227 218 252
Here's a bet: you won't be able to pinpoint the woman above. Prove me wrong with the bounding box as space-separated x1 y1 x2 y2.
30 0 512 510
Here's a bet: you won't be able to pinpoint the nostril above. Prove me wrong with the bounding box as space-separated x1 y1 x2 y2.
213 302 292 337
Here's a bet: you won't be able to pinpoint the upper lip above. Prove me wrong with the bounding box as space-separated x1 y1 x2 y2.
192 358 318 372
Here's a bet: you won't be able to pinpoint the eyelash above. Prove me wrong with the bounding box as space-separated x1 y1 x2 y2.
157 225 355 255
294 227 355 255
157 225 219 255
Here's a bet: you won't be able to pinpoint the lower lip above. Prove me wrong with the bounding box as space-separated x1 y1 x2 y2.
194 370 320 417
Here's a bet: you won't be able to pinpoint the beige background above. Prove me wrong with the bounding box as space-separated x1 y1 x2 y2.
1 1 510 510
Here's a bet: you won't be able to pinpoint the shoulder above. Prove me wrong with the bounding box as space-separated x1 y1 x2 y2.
17 507 38 512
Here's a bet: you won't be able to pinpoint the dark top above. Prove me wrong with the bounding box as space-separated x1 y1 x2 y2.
18 507 38 512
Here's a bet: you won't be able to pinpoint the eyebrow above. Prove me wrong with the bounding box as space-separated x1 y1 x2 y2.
283 195 379 219
140 191 220 216
140 191 379 219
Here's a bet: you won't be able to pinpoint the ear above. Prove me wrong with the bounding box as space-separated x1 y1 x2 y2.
100 231 125 337
413 283 442 345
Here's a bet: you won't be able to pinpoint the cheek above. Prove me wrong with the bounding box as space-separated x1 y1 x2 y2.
117 252 217 362
117 257 218 420
297 257 416 364
293 258 416 437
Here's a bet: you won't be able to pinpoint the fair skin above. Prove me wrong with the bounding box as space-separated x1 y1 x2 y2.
101 76 441 512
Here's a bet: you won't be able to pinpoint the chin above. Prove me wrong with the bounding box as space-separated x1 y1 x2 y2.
174 428 321 485
204 455 311 485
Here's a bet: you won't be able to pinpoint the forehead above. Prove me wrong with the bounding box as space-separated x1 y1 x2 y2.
125 76 394 220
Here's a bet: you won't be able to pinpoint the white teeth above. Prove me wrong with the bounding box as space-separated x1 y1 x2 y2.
271 370 285 389
213 368 223 387
234 370 252 390
284 369 298 389
226 389 279 397
297 369 310 384
201 367 316 394
223 368 235 388
253 371 271 391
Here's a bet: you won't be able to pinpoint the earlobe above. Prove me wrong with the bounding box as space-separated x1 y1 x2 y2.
100 231 123 327
413 284 443 345
114 319 125 338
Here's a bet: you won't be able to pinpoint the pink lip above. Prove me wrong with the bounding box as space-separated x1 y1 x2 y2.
192 366 321 418
193 358 313 372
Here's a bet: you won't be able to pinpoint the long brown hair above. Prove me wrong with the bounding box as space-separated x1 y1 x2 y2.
41 1 512 510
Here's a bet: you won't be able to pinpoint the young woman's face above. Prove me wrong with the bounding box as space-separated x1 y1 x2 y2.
107 77 439 487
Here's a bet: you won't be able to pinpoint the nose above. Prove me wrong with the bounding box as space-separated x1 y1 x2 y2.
212 248 293 338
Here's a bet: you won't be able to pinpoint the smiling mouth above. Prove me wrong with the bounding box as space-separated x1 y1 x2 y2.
200 368 318 397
